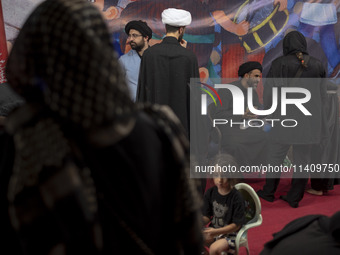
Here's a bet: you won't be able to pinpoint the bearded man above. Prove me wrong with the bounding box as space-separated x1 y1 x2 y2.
118 20 152 101
210 61 268 168
137 8 199 138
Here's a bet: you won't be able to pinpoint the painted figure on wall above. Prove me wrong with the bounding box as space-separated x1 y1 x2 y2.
3 0 339 81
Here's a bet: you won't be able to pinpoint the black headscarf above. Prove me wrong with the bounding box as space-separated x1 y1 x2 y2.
5 1 136 249
283 31 308 56
5 2 202 254
6 0 135 130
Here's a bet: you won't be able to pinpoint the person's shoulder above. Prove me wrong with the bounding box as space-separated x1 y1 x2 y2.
230 80 241 86
119 50 136 60
186 48 198 59
178 45 195 56
178 47 198 63
305 55 326 75
119 50 140 69
271 55 286 65
231 187 244 200
142 44 161 57
307 55 324 66
267 56 289 73
148 42 166 51
118 52 128 64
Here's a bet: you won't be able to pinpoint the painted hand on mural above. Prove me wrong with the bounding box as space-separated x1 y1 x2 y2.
211 10 249 36
212 0 287 37
274 0 287 12
92 0 123 20
333 0 340 9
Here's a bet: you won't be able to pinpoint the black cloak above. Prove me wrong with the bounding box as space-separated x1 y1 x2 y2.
137 36 200 137
263 31 327 145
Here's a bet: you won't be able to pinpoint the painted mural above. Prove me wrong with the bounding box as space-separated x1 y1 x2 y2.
2 0 340 86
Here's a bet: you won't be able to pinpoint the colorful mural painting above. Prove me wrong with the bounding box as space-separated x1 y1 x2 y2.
2 0 340 85
84 0 340 80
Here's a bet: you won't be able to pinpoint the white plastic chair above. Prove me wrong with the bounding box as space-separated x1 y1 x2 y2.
234 183 263 255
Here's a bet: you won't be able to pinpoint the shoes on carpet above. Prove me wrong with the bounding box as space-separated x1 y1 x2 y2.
306 188 323 196
280 195 298 208
257 190 274 202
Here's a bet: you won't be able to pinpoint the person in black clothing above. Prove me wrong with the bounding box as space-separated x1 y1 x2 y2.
3 0 203 254
0 83 24 117
137 8 199 138
307 81 340 195
260 211 340 255
202 153 245 255
210 61 268 168
0 83 24 254
257 31 327 208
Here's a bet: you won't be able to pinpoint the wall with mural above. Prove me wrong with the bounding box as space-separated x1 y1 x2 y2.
2 0 340 88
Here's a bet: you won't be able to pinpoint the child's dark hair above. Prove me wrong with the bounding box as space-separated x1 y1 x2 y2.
210 153 241 187
296 52 308 68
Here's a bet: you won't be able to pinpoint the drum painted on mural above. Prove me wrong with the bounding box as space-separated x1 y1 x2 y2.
234 0 289 53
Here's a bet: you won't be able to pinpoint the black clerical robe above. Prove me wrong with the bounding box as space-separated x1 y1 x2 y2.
137 36 199 137
210 80 268 167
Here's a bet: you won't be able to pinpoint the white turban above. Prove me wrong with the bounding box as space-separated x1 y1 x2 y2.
161 8 192 27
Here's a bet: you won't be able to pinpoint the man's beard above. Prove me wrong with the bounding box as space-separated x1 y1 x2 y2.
178 31 184 42
247 79 258 88
130 41 145 53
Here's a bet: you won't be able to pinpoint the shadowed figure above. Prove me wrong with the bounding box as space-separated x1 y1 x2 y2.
3 0 203 254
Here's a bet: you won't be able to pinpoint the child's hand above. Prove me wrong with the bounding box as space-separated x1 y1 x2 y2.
203 227 215 245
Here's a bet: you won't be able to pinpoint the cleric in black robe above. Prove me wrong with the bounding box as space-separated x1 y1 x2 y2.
137 8 199 138
257 31 328 208
210 61 268 168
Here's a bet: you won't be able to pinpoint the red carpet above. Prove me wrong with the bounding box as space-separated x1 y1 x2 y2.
239 178 340 255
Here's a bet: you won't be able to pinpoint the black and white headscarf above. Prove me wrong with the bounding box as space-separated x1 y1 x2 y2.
5 0 136 253
5 1 202 254
6 0 139 196
6 0 134 128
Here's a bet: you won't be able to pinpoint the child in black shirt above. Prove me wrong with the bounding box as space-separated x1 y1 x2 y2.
202 154 245 255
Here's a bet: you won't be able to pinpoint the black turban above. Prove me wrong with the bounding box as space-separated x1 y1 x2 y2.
238 61 263 77
125 20 152 39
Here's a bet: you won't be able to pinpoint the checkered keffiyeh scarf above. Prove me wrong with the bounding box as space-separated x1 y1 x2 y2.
4 0 136 252
4 1 202 253
6 0 134 128
5 0 137 195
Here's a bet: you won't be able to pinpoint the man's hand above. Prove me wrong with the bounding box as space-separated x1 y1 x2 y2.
274 0 287 11
234 20 250 36
180 39 188 48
